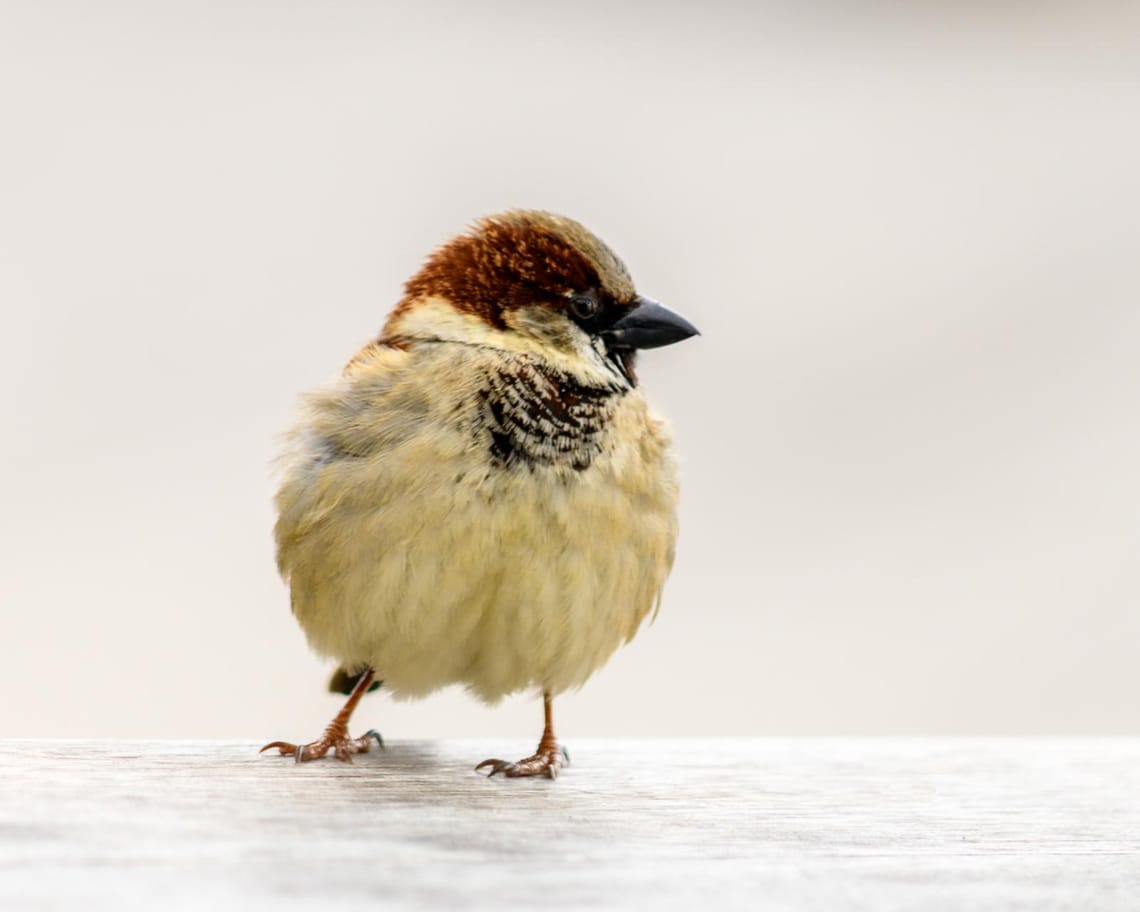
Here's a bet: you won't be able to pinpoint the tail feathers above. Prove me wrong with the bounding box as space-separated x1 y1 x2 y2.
328 666 382 696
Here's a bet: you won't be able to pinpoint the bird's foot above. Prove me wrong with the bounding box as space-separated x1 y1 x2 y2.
476 744 569 780
260 726 383 764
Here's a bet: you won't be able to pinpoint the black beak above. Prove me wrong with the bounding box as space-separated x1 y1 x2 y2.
602 297 699 350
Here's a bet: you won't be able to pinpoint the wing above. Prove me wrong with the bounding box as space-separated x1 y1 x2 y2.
273 339 425 579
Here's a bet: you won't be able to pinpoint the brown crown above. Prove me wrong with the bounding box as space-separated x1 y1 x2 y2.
389 211 637 330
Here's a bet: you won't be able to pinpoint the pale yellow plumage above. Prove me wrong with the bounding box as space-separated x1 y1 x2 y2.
275 299 679 702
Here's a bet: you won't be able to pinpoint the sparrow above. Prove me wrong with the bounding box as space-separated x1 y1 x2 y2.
261 210 698 778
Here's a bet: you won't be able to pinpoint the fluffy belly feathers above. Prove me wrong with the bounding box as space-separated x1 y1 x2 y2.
275 350 678 702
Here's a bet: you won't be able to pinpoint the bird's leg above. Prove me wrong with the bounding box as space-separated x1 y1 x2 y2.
260 667 383 763
476 692 569 779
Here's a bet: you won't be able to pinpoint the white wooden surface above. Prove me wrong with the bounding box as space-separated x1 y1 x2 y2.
2 739 1139 910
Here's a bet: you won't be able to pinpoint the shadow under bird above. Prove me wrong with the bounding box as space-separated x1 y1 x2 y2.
262 211 698 778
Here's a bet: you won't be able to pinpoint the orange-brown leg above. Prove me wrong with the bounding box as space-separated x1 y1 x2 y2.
476 692 568 780
260 668 383 763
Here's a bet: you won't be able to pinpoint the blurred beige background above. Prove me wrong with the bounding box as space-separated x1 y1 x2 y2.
2 1 1138 738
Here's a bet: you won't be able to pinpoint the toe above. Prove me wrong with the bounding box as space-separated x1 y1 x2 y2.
259 741 297 756
475 759 512 777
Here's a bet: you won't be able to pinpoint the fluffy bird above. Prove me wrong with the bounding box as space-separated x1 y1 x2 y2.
262 211 697 778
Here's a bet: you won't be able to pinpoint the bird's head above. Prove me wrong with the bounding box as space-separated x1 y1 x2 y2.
383 210 698 385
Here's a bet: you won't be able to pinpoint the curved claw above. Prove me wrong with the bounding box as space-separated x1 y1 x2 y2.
364 729 385 750
260 741 297 756
475 759 512 777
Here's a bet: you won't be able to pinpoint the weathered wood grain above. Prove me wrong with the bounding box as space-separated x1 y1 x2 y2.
1 739 1138 910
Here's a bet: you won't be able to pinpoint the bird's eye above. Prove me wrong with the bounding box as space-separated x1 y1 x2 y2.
569 293 599 321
